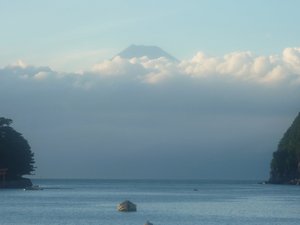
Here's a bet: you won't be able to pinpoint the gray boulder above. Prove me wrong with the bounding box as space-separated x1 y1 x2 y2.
117 200 137 212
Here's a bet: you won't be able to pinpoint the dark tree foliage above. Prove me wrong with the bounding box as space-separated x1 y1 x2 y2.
269 112 300 183
0 117 35 180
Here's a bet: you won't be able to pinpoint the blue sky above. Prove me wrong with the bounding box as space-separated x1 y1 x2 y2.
0 1 300 179
1 0 300 71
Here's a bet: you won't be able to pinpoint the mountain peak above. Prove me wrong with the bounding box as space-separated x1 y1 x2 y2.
116 45 178 62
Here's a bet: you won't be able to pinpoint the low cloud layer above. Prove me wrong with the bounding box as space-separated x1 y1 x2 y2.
3 48 300 87
0 48 299 179
89 47 300 85
182 48 300 84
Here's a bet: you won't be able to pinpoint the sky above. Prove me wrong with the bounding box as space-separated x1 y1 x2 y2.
1 0 300 71
0 0 300 179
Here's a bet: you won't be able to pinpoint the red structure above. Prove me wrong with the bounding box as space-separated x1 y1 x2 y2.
0 168 8 187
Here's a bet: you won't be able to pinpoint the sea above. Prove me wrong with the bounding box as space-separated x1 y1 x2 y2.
0 179 299 225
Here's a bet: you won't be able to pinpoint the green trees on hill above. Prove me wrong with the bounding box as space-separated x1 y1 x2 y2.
0 117 35 180
269 112 300 184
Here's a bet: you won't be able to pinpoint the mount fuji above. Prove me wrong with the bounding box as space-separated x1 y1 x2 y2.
116 44 179 62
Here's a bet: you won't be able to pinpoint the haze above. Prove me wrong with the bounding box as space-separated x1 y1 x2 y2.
0 0 299 180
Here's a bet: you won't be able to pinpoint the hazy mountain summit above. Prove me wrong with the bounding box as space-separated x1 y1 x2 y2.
116 44 179 62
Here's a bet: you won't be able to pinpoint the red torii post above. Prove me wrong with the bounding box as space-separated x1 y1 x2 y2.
0 168 8 187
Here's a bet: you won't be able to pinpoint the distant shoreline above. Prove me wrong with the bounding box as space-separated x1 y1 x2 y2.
0 177 32 189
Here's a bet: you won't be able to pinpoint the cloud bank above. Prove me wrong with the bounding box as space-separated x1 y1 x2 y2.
0 48 300 179
181 48 300 84
89 47 300 86
3 48 300 87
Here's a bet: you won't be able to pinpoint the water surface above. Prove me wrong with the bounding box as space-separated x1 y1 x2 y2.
0 179 299 225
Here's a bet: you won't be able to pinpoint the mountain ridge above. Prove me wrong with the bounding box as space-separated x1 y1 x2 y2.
115 44 179 62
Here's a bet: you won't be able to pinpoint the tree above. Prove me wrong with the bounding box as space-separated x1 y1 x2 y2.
269 112 300 183
0 117 35 180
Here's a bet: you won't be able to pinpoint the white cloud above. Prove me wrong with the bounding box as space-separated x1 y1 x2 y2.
89 48 300 86
179 48 300 85
10 60 28 69
0 61 59 87
135 57 178 84
259 65 285 84
33 71 49 80
91 56 178 84
92 56 147 77
179 52 220 77
2 48 300 87
282 47 300 74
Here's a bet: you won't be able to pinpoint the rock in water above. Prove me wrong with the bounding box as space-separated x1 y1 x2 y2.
117 200 137 212
145 221 154 225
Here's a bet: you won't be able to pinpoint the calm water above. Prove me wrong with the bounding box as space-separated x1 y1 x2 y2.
0 179 299 225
